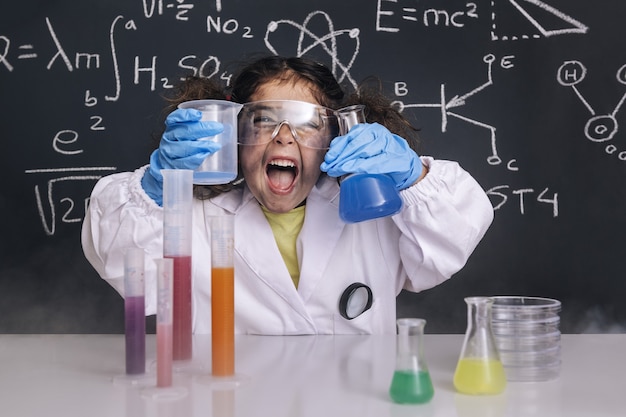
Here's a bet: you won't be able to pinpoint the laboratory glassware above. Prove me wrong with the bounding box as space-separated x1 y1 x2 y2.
155 258 174 388
491 296 562 381
454 297 506 395
141 258 188 401
123 248 146 375
112 248 151 387
335 105 403 223
389 318 435 404
210 214 235 377
162 169 193 361
177 99 243 185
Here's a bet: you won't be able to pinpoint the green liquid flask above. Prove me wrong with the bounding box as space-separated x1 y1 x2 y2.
389 318 434 404
454 297 507 395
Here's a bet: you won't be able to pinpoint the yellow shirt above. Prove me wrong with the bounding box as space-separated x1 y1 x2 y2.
261 205 305 288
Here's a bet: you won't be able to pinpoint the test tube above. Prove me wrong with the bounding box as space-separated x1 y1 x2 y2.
141 258 188 401
212 389 235 417
155 258 174 388
124 248 146 375
210 214 235 377
162 169 193 361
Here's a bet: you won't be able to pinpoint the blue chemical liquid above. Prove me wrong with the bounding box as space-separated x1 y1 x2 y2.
193 171 237 185
339 173 403 223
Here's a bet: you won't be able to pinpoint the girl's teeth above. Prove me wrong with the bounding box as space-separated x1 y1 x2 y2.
270 160 295 167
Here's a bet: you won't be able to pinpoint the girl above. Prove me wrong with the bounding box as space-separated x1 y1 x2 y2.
82 56 494 334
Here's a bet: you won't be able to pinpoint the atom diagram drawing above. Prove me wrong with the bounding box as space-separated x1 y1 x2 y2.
264 10 361 89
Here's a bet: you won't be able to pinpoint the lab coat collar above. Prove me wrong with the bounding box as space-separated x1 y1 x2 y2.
209 176 345 324
296 176 344 303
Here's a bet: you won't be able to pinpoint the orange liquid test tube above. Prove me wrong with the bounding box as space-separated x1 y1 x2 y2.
211 266 234 376
210 215 235 377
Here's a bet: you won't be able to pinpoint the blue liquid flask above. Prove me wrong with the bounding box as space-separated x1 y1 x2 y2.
335 105 403 223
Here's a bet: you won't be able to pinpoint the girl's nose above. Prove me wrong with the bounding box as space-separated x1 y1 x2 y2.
271 120 297 144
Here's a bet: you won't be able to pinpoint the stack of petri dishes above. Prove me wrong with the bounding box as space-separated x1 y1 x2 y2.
491 296 562 382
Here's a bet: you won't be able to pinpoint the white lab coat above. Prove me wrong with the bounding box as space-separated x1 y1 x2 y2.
81 157 494 334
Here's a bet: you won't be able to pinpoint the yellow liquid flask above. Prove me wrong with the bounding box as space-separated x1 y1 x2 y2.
389 318 434 404
454 297 506 395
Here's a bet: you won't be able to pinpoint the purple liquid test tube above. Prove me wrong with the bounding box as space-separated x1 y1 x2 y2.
124 248 146 375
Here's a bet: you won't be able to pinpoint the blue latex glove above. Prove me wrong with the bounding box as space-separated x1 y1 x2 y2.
320 123 422 190
141 108 224 205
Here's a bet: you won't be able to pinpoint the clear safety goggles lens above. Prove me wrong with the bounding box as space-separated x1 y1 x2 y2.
238 100 339 149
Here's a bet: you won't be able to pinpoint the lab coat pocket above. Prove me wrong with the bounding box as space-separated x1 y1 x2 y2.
332 299 381 334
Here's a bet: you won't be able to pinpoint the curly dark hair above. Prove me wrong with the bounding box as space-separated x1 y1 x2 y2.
341 77 420 152
161 76 228 113
230 55 345 108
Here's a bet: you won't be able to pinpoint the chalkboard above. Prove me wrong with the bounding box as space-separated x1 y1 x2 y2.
1 0 625 334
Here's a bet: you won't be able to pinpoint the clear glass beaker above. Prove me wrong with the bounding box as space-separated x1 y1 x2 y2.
454 297 506 395
177 99 243 185
335 105 403 223
389 318 434 404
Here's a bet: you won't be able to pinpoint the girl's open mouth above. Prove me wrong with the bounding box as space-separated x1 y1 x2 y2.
266 158 298 193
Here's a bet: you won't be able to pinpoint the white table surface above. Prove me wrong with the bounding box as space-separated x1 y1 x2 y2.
0 333 623 417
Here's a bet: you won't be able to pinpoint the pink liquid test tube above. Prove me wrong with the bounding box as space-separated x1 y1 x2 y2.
162 169 194 361
141 260 187 401
155 258 174 388
124 248 146 375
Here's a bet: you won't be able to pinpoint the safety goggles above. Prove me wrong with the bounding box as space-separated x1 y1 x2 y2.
238 100 340 149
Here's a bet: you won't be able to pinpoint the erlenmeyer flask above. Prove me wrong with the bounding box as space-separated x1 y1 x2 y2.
454 297 506 395
336 105 403 223
389 318 434 404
